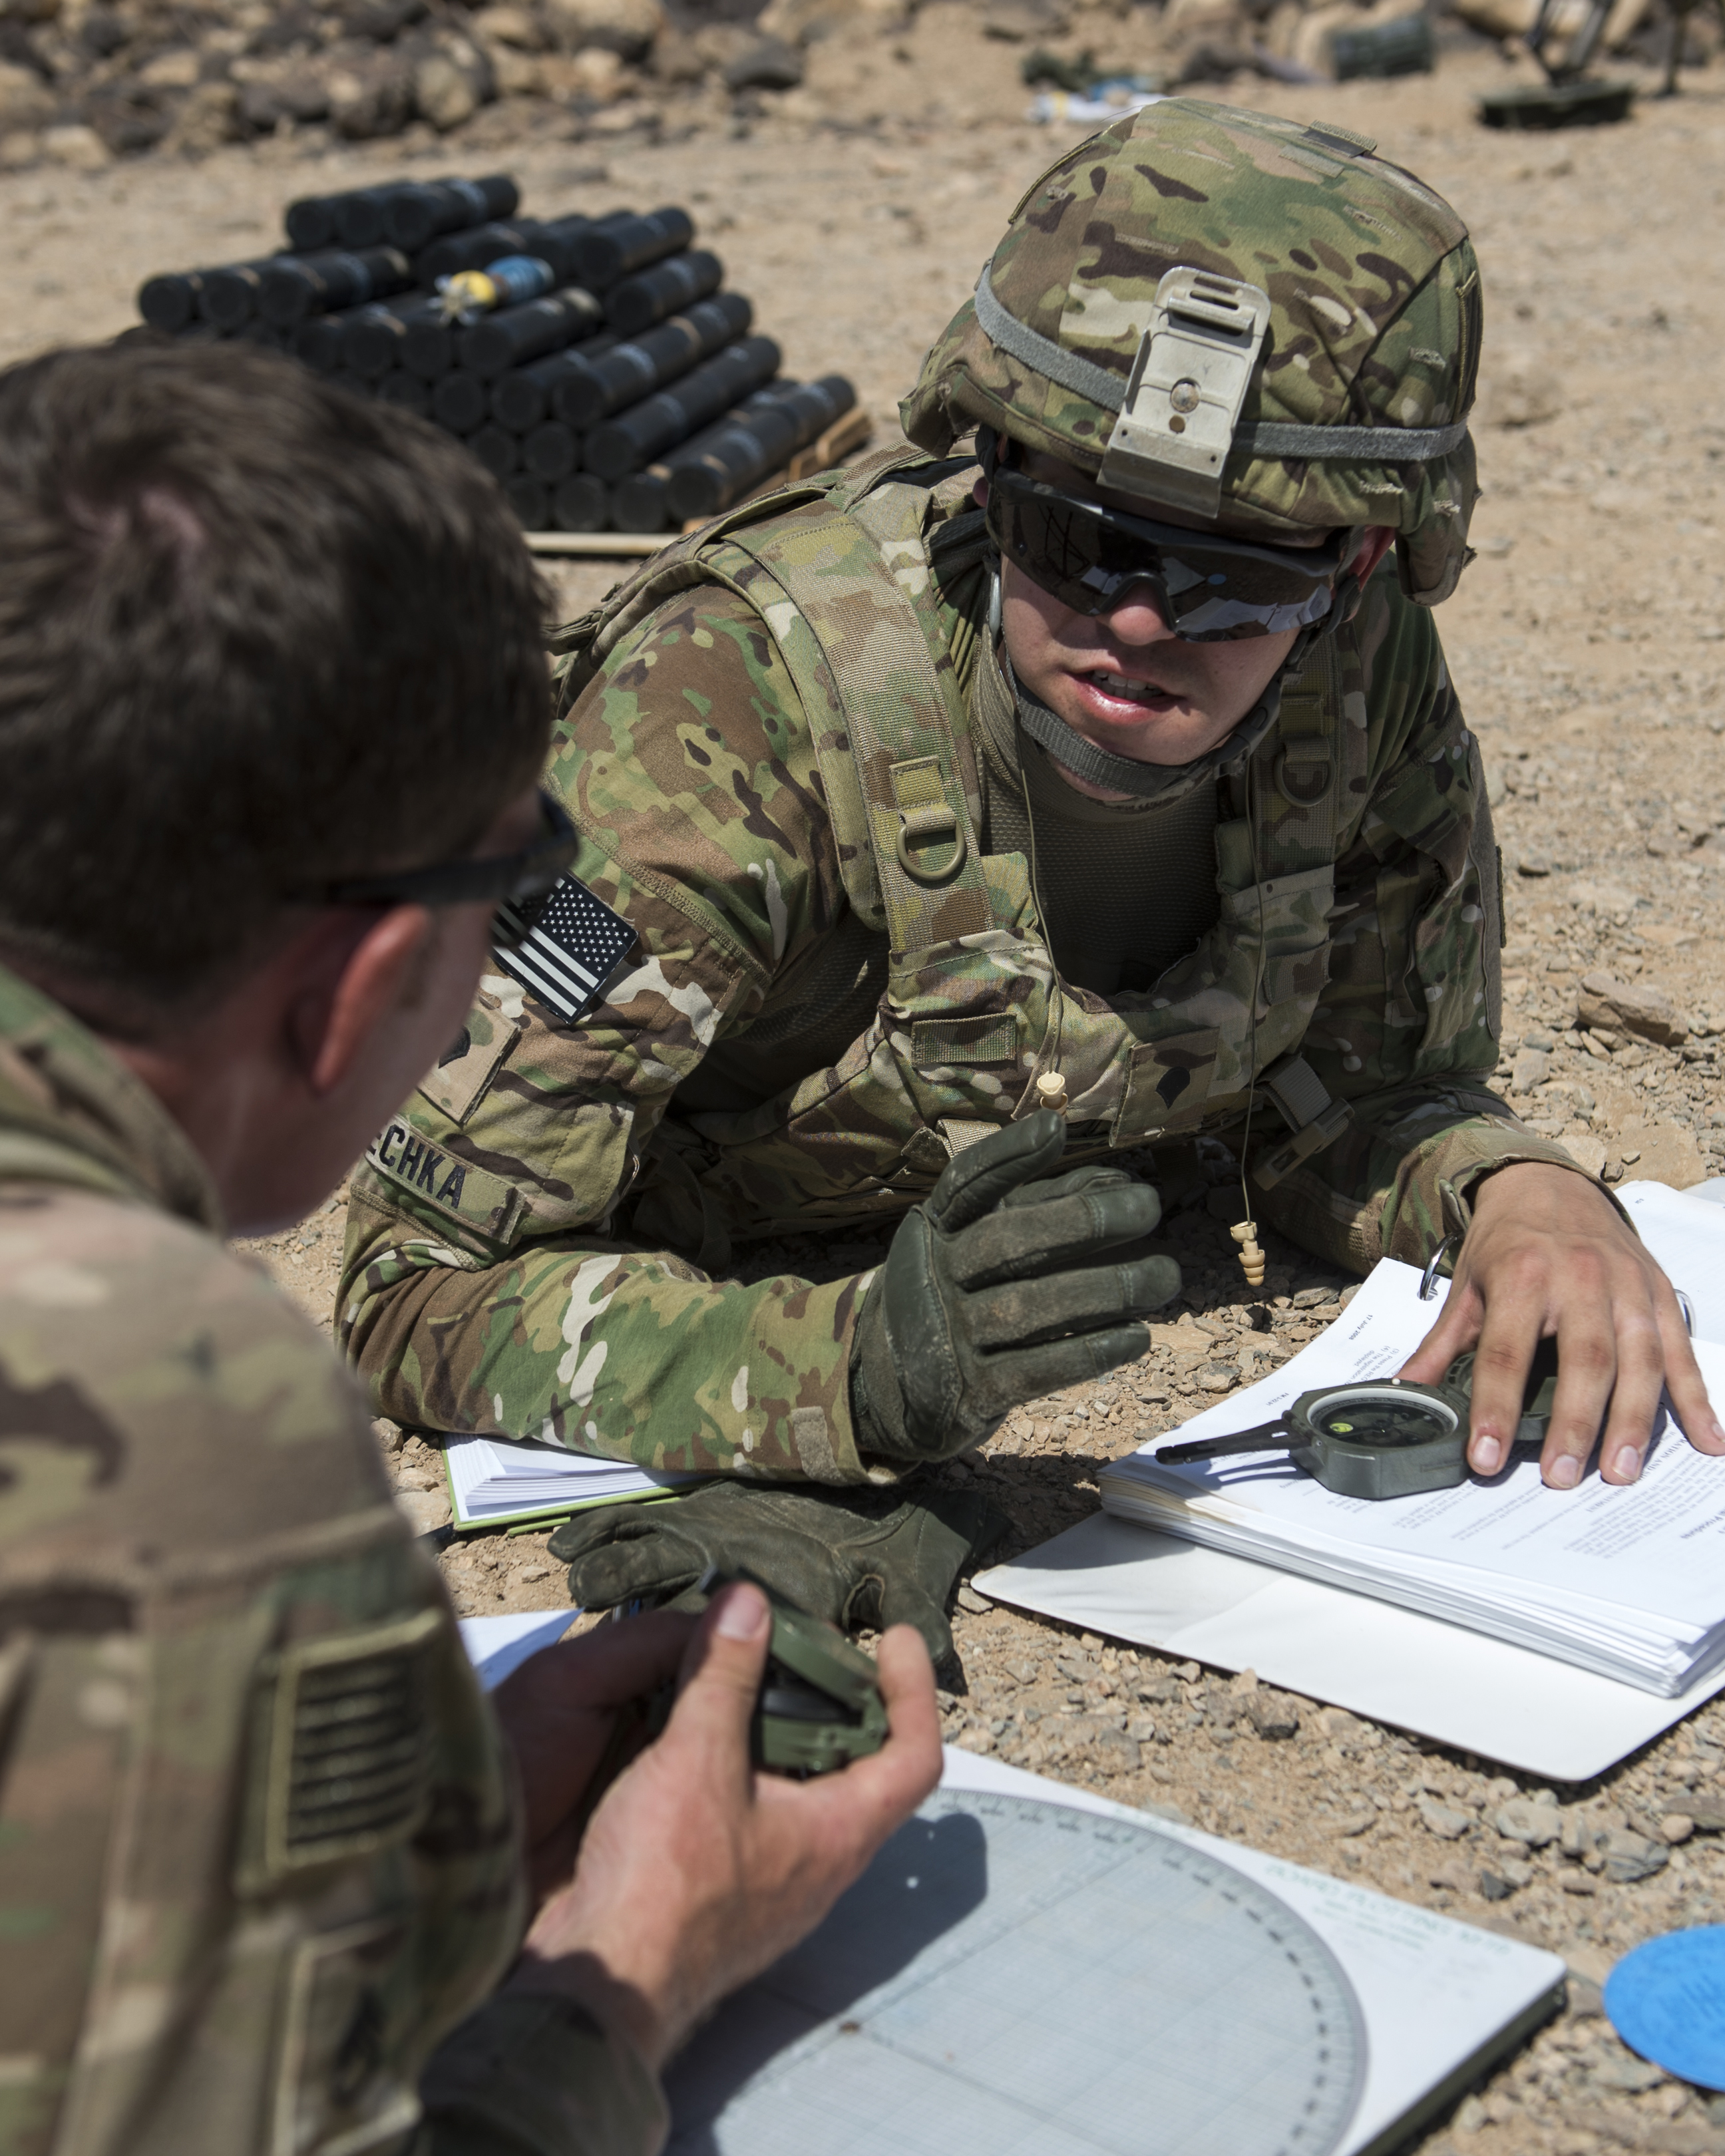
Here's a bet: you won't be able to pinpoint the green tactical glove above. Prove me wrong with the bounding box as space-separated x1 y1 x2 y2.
850 1109 1180 1463
548 1479 1008 1667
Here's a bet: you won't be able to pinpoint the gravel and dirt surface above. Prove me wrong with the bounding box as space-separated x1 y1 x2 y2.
36 35 1725 2151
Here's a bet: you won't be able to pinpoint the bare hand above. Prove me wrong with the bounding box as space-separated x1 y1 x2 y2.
490 1610 694 1904
507 1582 943 2066
1399 1161 1724 1488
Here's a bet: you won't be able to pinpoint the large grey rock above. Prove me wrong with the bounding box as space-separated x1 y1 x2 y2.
721 35 803 90
543 0 662 59
0 61 55 130
983 0 1067 36
1418 1797 1475 1841
1511 1047 1551 1091
415 50 479 127
1597 1828 1668 1883
1242 1690 1300 1740
1579 970 1688 1046
236 69 331 129
395 1486 451 1534
1493 1797 1563 1847
327 51 415 136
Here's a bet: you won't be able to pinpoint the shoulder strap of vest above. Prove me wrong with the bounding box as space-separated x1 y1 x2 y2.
552 450 990 951
1242 626 1369 1188
1248 629 1360 879
546 444 938 710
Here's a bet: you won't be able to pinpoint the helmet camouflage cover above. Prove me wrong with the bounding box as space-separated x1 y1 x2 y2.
901 96 1482 604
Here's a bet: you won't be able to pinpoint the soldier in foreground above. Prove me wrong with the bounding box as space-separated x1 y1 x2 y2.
342 100 1718 1634
0 341 939 2155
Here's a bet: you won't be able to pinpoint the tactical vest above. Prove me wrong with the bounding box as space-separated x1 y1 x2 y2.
553 449 1366 1238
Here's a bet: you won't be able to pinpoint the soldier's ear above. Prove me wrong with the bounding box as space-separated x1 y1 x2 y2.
290 904 440 1099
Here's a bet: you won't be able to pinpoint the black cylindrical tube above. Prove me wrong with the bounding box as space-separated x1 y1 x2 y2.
335 185 413 250
196 258 283 330
553 291 751 429
138 271 202 333
343 294 445 379
402 314 457 382
607 472 666 533
287 183 397 252
417 218 544 285
530 208 628 283
505 473 551 529
385 174 520 252
553 474 611 532
665 382 859 524
656 407 808 530
522 422 580 483
432 372 490 435
469 425 519 480
293 311 347 372
376 372 431 416
609 385 793 532
259 246 413 329
488 334 619 434
604 249 723 337
570 207 695 293
582 335 781 482
459 287 606 381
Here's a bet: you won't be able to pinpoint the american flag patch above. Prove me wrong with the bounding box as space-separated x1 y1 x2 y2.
493 874 636 1024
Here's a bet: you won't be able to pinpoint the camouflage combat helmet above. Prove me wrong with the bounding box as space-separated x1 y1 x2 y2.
900 96 1482 606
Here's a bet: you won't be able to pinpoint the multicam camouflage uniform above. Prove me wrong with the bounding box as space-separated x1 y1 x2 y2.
0 967 665 2156
339 101 1587 1487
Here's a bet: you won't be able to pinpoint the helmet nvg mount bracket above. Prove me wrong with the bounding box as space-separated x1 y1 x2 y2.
1097 268 1272 522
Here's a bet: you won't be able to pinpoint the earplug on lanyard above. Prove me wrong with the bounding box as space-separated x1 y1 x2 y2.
1231 1219 1266 1288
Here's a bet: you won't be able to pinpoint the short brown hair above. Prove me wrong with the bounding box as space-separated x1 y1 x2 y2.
0 340 552 1006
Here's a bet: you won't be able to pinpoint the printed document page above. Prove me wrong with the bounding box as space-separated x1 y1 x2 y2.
1617 1178 1725 1347
1101 1261 1725 1680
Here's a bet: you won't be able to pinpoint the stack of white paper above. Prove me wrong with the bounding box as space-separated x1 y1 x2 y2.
1100 1256 1725 1697
444 1433 693 1529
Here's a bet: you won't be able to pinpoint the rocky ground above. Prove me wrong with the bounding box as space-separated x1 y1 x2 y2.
33 35 1725 2156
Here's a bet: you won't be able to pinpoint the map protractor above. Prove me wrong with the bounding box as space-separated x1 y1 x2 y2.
665 1788 1366 2156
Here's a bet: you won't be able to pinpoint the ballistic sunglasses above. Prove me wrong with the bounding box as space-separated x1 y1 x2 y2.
309 787 578 910
985 466 1350 643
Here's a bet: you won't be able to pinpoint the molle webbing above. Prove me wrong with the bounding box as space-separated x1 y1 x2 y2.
1256 638 1346 873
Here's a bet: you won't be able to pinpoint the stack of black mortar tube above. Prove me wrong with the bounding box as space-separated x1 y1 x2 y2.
134 174 858 536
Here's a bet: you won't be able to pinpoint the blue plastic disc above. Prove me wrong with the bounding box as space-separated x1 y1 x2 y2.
1604 1927 1725 2091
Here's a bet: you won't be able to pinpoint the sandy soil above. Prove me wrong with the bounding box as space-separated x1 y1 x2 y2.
41 43 1725 2153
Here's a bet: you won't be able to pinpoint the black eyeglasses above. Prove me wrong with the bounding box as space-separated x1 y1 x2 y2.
986 466 1348 643
308 787 578 909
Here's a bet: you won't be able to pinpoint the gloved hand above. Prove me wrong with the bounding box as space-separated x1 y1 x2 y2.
850 1109 1179 1463
548 1479 1008 1668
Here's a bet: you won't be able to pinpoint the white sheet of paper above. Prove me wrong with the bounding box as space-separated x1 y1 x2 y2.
459 1609 577 1689
974 1513 1725 1779
938 1750 1564 2156
1618 1178 1725 1347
